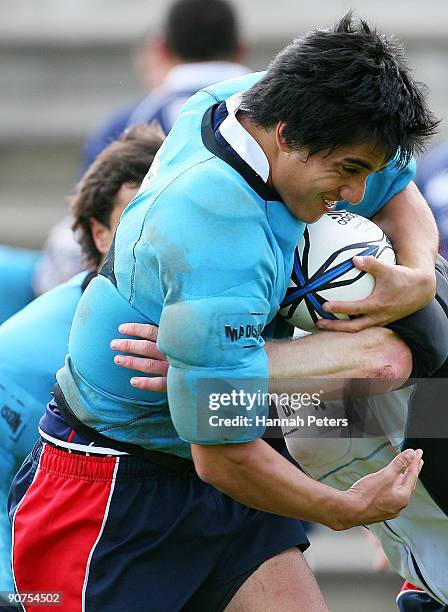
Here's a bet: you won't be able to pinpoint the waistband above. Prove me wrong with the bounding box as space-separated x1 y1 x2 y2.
52 383 195 474
34 439 196 481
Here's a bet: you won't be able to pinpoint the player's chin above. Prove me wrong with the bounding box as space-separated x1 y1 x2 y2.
291 205 323 224
288 199 327 223
306 208 328 224
304 201 335 224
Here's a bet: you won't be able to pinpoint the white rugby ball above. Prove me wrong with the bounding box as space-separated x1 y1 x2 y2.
279 210 395 332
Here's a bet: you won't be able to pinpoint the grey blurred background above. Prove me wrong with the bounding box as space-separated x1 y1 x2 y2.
2 0 448 249
1 1 444 609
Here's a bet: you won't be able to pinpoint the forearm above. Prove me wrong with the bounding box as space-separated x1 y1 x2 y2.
265 327 412 395
192 438 348 529
373 182 438 276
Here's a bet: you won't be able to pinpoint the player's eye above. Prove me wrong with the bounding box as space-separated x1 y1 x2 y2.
342 166 359 175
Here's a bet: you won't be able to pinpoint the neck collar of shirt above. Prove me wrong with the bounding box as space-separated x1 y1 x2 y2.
165 62 250 92
218 92 270 183
201 96 281 202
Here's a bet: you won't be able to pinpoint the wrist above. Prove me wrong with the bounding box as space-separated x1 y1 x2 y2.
315 486 356 531
395 259 436 305
327 489 368 531
413 267 436 303
397 250 435 277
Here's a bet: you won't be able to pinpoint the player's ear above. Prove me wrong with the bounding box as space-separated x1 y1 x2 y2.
90 217 112 256
275 122 290 153
275 123 309 162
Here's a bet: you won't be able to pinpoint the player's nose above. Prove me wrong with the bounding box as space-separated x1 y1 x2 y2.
339 178 367 205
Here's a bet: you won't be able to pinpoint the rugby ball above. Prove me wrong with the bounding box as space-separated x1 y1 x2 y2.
279 210 395 331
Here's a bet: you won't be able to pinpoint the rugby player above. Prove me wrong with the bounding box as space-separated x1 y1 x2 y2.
9 15 439 611
0 125 163 599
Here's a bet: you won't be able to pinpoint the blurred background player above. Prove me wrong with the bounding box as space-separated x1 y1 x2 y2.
0 0 248 320
82 0 249 170
0 124 163 600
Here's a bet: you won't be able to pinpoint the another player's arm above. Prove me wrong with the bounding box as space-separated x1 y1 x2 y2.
111 262 448 529
111 324 411 394
318 181 438 331
266 326 412 395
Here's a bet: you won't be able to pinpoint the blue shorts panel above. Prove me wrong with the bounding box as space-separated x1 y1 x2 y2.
9 441 308 612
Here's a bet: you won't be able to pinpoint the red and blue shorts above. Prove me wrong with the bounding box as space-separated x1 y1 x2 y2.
8 440 308 612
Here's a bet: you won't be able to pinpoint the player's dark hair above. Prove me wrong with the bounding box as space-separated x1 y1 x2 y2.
165 0 239 61
71 124 164 268
241 13 438 167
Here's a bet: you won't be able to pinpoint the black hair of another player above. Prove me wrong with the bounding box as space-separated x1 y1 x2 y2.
241 13 438 167
164 0 239 62
71 124 164 268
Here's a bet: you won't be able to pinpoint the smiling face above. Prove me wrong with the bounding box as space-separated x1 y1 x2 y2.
269 124 388 223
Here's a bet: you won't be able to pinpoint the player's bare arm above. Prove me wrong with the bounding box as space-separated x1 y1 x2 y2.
318 182 438 332
373 182 438 279
191 439 423 530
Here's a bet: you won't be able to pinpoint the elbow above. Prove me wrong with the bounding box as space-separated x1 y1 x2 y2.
363 330 413 389
420 269 437 305
192 442 255 488
193 452 218 485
